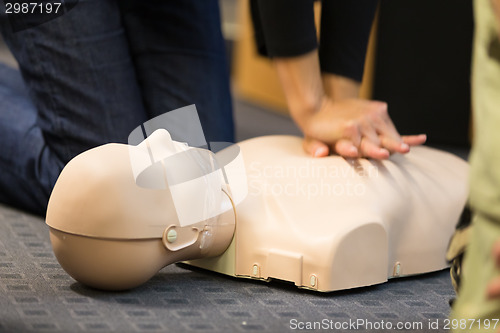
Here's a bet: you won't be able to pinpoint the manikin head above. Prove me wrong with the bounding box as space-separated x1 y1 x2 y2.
46 128 241 290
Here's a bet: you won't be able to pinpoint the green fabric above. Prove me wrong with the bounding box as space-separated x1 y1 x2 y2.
451 214 500 332
468 0 500 220
450 1 500 331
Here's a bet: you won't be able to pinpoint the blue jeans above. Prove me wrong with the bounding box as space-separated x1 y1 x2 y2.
0 0 234 215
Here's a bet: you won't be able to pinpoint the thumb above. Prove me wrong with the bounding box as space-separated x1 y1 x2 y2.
303 137 329 157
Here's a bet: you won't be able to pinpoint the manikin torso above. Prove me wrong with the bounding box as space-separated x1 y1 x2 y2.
189 135 468 291
46 129 468 291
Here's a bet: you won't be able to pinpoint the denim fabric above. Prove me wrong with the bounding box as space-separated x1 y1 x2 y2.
0 0 234 215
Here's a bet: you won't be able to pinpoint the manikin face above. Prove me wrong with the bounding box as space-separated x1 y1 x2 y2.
46 127 239 290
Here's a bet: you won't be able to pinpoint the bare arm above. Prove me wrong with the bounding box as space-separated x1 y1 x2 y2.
274 50 426 158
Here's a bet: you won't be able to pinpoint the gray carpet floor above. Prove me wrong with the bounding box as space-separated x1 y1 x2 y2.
0 203 457 333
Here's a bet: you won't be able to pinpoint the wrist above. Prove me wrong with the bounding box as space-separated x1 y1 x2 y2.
272 50 325 132
322 73 361 100
294 90 323 113
292 96 330 139
288 93 324 130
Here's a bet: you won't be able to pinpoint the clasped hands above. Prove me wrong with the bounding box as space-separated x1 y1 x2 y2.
274 51 426 160
301 97 427 159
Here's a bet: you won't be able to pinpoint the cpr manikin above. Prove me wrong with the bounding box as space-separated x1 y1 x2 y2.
46 108 468 292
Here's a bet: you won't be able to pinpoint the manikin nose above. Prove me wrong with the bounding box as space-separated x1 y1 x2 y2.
131 128 226 229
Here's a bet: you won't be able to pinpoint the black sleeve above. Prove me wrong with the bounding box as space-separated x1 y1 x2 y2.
319 0 378 82
250 0 317 57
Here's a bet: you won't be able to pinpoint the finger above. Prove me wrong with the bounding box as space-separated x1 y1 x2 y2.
359 120 381 147
333 139 359 158
378 103 401 136
487 277 500 299
341 120 362 147
492 240 500 268
380 136 410 154
402 134 427 146
360 137 390 159
303 137 330 157
368 102 403 143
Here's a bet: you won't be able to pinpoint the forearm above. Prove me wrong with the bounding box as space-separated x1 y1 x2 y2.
322 73 361 101
273 50 324 133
